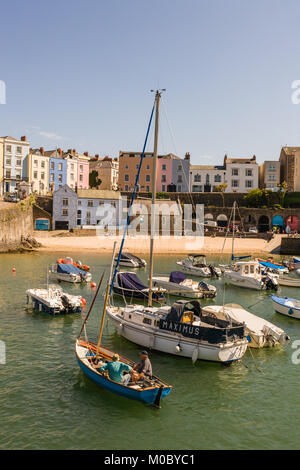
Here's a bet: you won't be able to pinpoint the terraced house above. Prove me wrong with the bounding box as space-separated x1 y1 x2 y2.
25 147 49 194
0 135 30 195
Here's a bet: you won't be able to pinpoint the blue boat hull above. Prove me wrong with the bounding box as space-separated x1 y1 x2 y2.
76 347 172 405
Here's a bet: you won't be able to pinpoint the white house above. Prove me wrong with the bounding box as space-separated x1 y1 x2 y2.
0 135 30 195
189 165 225 192
224 155 259 192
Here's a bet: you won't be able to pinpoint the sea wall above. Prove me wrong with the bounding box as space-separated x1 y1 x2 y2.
280 237 300 255
0 202 33 252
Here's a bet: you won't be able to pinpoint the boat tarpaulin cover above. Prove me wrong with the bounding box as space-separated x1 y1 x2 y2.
259 261 287 270
117 272 147 291
169 271 186 284
57 263 86 275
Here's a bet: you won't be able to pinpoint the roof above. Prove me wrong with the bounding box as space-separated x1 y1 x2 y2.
190 165 224 170
77 189 122 200
281 147 300 156
225 157 257 165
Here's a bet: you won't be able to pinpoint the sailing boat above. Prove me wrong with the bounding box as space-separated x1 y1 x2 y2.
75 133 172 406
106 90 248 363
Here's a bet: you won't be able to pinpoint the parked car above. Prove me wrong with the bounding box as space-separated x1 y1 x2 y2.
249 226 258 234
3 192 20 203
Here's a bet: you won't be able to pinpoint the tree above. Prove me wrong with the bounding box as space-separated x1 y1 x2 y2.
89 170 102 189
277 181 287 207
243 188 274 208
216 183 227 207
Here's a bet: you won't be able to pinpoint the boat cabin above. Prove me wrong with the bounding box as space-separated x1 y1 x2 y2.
232 261 263 277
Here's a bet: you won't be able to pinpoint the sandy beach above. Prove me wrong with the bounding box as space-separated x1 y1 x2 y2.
34 231 283 255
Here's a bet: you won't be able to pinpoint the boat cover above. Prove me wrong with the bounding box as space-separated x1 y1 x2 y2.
293 257 300 264
117 272 147 291
259 261 287 270
159 300 245 344
57 263 86 275
169 271 186 284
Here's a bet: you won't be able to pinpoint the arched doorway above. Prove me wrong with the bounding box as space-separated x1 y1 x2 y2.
258 215 269 232
217 214 228 227
272 215 284 233
286 215 299 233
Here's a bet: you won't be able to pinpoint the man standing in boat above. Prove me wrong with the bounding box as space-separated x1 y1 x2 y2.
131 351 153 383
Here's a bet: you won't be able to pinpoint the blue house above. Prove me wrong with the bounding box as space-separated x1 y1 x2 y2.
49 150 67 191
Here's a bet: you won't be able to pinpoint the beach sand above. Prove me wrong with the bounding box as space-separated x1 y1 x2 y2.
34 231 283 255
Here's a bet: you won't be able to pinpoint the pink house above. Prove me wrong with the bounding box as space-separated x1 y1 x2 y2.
77 153 90 189
157 155 174 192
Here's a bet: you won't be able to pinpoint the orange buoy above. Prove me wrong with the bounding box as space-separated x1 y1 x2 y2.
80 297 87 305
90 282 96 288
12 267 16 272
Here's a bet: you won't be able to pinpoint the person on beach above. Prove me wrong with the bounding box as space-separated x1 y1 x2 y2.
98 353 132 383
131 351 153 383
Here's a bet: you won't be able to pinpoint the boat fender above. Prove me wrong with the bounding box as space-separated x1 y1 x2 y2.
12 267 16 272
175 343 182 353
279 334 291 345
117 323 123 335
91 282 96 288
288 308 294 315
246 335 251 343
192 347 198 364
80 297 87 306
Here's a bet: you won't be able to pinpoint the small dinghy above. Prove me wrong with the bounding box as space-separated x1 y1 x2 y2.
75 339 172 406
271 295 300 319
277 276 300 287
202 303 290 348
152 271 216 299
176 254 222 277
112 271 165 302
114 253 146 268
49 263 92 283
26 285 84 315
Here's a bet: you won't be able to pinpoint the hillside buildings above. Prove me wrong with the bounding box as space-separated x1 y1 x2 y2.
0 135 30 195
89 155 119 190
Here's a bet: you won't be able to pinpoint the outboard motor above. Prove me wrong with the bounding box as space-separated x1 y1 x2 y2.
264 276 278 291
61 294 74 313
199 281 210 291
208 264 219 278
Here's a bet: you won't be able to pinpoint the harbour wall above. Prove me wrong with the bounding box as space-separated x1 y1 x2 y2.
280 237 300 255
0 202 33 252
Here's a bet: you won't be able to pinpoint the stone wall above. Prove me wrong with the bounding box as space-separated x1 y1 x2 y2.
280 237 300 254
0 202 33 252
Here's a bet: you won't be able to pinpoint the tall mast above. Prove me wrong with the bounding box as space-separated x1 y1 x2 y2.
148 90 163 306
232 201 236 259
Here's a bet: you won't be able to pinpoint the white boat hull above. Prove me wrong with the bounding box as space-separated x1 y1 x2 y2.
107 307 247 363
271 297 300 319
278 277 300 287
176 263 212 277
224 272 263 290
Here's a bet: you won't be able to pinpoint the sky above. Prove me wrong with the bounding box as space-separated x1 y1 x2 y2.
1 0 300 165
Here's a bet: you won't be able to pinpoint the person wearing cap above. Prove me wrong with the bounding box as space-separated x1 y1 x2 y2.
98 353 132 384
131 351 153 383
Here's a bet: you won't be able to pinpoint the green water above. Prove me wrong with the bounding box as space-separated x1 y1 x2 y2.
1 251 300 450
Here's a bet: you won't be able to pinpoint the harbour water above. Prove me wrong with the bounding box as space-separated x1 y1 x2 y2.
1 251 300 450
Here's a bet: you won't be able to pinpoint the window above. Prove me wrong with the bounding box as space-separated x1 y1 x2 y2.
41 161 45 168
136 164 139 169
192 185 202 192
178 185 182 192
143 318 152 325
62 209 68 216
232 180 239 187
34 160 38 167
71 173 74 180
194 174 201 182
78 200 81 206
34 171 38 179
268 174 275 181
245 180 253 188
58 174 62 182
58 163 63 171
162 185 165 191
71 164 74 171
51 162 54 170
86 211 91 224
250 265 254 274
125 185 129 191
178 175 182 183
41 172 45 180
5 169 11 178
5 158 11 166
124 174 129 182
232 168 239 176
16 146 22 154
6 145 12 153
63 198 68 206
161 174 166 182
15 171 21 179
245 169 252 177
214 174 221 182
146 186 150 191
146 174 150 182
162 164 166 171
80 165 83 172
88 200 93 207
50 174 54 182
125 164 128 170
268 164 276 171
178 164 182 171
16 159 22 167
146 164 150 170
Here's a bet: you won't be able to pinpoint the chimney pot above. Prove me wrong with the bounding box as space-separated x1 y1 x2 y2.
84 151 89 156
21 136 27 142
40 147 44 155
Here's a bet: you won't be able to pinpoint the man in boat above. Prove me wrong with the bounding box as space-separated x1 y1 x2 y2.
131 351 153 383
97 353 132 384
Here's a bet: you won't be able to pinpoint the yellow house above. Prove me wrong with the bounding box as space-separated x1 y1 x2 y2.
27 147 50 195
0 137 3 195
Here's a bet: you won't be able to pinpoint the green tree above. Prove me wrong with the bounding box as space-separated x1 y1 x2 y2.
243 188 274 208
277 181 287 207
89 170 102 189
216 183 227 207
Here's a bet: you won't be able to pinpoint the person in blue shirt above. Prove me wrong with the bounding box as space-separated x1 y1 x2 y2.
98 353 132 384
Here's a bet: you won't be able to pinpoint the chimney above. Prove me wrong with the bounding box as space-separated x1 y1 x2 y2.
95 154 100 160
84 151 89 156
67 148 72 154
21 136 27 142
57 148 63 157
184 152 190 160
40 147 44 155
72 149 76 155
252 155 256 161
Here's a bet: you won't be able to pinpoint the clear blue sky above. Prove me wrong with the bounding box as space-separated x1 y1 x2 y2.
1 0 300 165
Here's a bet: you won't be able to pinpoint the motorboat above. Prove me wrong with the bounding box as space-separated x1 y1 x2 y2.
75 339 172 405
26 285 84 315
107 300 248 363
257 260 289 274
224 261 278 290
57 257 90 271
271 295 300 319
277 276 300 287
202 303 290 348
112 271 165 303
49 263 92 283
152 271 216 299
176 254 222 277
114 253 146 268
